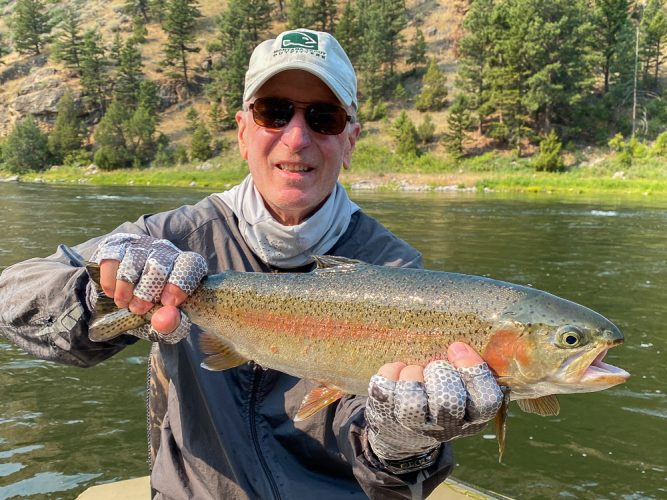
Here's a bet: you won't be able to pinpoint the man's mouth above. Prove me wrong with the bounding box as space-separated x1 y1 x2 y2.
276 164 313 173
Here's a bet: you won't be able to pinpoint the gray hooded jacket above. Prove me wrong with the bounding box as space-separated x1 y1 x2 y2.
0 195 455 499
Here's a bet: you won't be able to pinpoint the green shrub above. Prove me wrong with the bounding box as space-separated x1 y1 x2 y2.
533 131 565 172
2 116 50 173
417 114 436 143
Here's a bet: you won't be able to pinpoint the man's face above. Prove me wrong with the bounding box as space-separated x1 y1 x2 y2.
236 70 361 226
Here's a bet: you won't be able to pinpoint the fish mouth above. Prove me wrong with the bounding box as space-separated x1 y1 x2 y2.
579 348 630 385
566 344 630 390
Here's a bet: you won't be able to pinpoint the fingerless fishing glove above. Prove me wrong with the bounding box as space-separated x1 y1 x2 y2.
90 233 208 343
365 360 503 474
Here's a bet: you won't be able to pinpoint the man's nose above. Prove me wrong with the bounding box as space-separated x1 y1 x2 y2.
280 110 312 151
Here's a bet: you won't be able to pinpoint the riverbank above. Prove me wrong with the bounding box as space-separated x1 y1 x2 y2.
2 146 667 196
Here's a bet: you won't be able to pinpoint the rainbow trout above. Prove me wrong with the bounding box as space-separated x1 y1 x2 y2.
88 256 629 457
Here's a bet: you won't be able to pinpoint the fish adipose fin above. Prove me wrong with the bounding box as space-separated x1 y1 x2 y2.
517 395 560 416
199 332 248 370
294 385 344 421
313 255 363 269
86 262 151 342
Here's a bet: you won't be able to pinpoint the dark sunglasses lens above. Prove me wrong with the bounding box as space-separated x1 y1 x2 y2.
306 104 348 135
252 98 294 128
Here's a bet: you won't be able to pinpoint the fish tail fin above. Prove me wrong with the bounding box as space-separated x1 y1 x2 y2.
85 262 149 342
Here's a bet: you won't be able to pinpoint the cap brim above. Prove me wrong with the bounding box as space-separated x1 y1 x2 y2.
244 63 355 108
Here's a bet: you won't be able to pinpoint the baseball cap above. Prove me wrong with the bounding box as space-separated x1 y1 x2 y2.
243 29 358 109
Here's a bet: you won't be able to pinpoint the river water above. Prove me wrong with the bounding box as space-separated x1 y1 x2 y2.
0 182 665 499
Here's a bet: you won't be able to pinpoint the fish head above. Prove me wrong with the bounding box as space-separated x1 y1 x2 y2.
483 293 630 400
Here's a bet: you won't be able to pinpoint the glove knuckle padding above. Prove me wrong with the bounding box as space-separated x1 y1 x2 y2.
393 380 428 428
168 252 208 295
458 363 503 424
424 360 467 422
91 233 142 262
116 245 149 284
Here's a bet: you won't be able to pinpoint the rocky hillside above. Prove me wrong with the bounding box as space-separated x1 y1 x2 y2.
0 0 465 144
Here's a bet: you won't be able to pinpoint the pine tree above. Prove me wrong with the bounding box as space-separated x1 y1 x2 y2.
125 0 150 22
380 0 406 77
162 0 201 88
79 29 109 112
114 38 144 108
456 0 494 133
593 0 633 94
310 0 337 32
132 15 148 44
241 0 273 43
287 0 312 30
208 0 271 124
0 33 10 64
442 97 472 159
391 111 418 157
640 0 667 90
94 100 131 169
407 28 427 72
334 1 361 65
358 6 385 101
48 89 84 164
415 58 448 111
52 6 83 70
11 0 51 56
2 116 50 173
190 122 213 161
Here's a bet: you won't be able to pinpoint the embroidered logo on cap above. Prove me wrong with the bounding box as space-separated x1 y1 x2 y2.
281 31 319 50
274 30 326 59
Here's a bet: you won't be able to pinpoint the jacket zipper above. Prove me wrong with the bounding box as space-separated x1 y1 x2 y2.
249 362 282 500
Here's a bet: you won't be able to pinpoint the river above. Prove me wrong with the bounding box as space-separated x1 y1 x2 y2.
0 182 665 499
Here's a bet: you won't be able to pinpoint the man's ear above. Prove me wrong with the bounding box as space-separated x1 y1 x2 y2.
342 122 362 169
236 110 249 160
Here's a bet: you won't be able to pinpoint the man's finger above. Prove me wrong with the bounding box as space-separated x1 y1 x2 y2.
447 342 485 369
151 305 182 334
129 296 154 315
114 280 135 308
99 259 120 298
398 364 425 383
377 362 406 381
160 283 189 307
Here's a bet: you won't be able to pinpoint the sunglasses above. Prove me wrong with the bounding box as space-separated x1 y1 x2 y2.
249 97 353 135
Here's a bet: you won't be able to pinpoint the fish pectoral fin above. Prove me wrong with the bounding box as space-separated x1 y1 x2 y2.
313 255 363 269
199 332 248 371
495 386 511 463
294 385 344 422
517 395 560 416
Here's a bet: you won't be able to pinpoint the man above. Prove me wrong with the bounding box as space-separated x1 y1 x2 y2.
0 29 502 499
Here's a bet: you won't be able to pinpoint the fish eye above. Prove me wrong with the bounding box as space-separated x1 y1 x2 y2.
557 326 584 348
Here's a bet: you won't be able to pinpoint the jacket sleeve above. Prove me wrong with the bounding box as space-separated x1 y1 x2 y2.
333 397 454 500
0 223 147 368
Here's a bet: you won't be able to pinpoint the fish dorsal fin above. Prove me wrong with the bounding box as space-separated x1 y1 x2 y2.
517 395 560 416
313 255 363 269
294 385 344 421
495 386 511 463
199 332 248 371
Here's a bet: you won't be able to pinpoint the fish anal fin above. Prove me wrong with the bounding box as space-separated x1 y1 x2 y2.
495 386 511 463
517 395 560 416
294 385 344 421
199 332 247 371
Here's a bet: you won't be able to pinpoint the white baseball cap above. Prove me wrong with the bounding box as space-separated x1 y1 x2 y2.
243 29 358 108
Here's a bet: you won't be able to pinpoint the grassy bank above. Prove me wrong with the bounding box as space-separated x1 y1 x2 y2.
3 140 667 197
